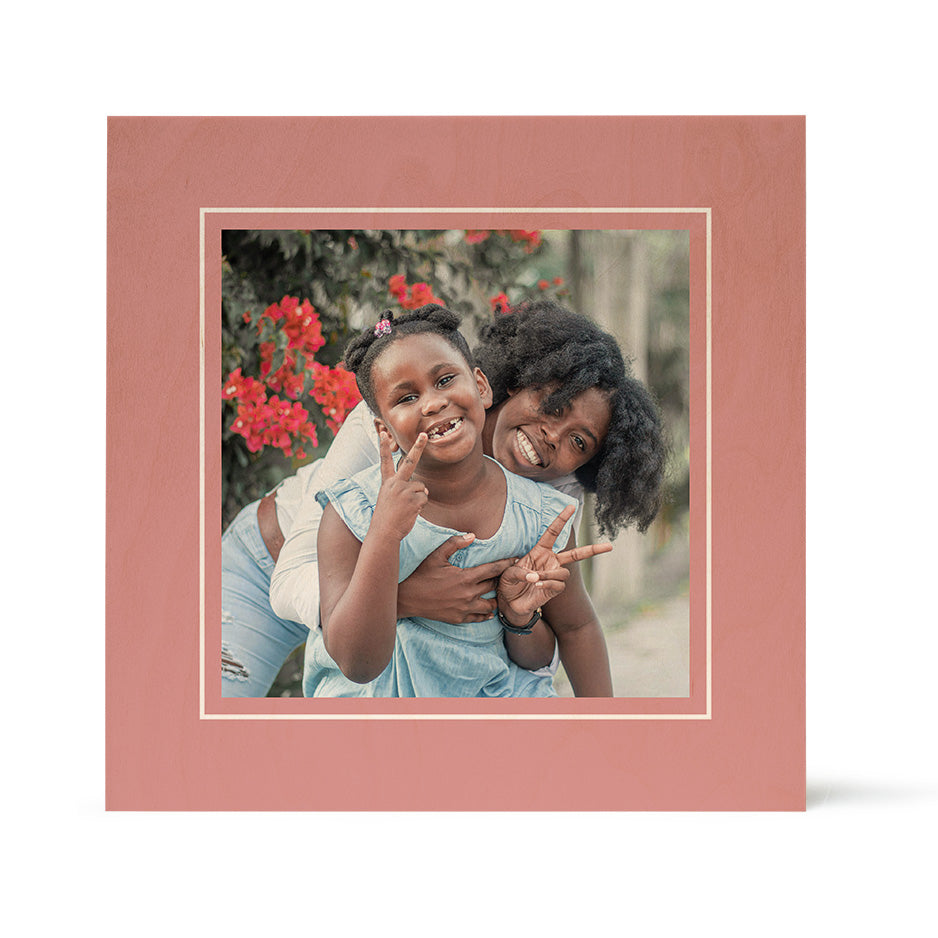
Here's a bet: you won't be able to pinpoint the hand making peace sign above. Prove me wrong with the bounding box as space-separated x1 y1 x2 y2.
373 430 430 540
497 503 613 623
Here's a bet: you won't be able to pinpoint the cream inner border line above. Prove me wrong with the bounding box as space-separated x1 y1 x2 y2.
200 207 712 721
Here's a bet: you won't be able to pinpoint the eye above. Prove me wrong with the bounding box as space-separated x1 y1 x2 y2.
437 374 456 388
395 392 418 405
572 435 586 452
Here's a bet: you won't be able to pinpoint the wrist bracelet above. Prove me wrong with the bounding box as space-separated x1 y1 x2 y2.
497 606 542 635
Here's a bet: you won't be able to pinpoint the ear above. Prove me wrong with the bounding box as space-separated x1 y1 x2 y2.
373 417 400 452
474 367 494 409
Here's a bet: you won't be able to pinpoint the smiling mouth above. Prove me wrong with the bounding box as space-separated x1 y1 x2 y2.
427 417 464 441
516 429 543 466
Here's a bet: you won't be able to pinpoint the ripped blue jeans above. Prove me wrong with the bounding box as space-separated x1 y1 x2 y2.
221 501 309 697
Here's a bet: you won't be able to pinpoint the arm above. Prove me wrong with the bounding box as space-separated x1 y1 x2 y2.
318 433 429 683
270 401 380 625
502 619 558 672
539 544 613 697
317 505 403 684
497 509 614 697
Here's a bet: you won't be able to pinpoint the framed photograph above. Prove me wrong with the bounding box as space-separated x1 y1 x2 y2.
106 116 804 809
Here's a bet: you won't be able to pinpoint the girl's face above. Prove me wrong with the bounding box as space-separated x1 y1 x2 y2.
484 385 611 481
370 332 492 464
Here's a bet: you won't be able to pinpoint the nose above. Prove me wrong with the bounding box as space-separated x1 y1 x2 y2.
540 416 562 449
421 389 447 416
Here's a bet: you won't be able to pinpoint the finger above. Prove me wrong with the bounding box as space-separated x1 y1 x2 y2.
378 430 396 481
535 504 577 551
466 597 499 617
396 432 428 480
523 568 570 585
556 542 614 565
466 558 517 582
474 577 501 596
495 565 530 589
433 533 477 560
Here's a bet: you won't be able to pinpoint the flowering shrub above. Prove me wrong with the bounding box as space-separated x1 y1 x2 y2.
223 296 361 460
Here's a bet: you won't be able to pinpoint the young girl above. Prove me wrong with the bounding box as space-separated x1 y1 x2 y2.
304 306 613 697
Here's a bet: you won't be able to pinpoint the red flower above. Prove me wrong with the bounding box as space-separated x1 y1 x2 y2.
406 282 437 309
553 276 564 285
465 230 491 244
223 367 247 399
279 298 325 355
230 397 275 453
242 311 252 324
389 274 407 299
389 275 442 310
268 362 305 399
309 362 363 434
258 342 275 377
490 292 511 314
258 396 319 457
508 230 541 252
262 300 283 322
222 368 265 405
538 279 549 290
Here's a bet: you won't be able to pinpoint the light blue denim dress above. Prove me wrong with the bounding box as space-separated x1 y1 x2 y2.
303 457 576 698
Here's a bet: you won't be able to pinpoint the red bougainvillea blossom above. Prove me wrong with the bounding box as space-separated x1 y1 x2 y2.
490 292 511 313
256 296 325 355
464 229 542 253
538 276 565 291
388 274 408 305
223 295 358 459
227 392 319 458
258 341 275 377
222 368 266 405
389 274 443 310
509 230 541 251
309 361 363 434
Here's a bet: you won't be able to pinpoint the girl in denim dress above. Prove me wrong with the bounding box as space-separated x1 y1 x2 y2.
304 306 614 698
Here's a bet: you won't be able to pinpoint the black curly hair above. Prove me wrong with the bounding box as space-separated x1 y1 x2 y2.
343 304 475 415
474 299 667 537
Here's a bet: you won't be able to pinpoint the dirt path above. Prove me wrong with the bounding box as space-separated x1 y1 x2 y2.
553 591 690 697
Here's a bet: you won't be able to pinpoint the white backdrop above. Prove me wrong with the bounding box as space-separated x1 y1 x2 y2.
10 5 936 935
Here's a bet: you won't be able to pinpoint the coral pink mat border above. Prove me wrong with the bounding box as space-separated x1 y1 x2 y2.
106 116 805 810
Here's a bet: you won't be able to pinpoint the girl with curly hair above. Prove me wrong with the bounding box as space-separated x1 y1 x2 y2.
474 298 665 537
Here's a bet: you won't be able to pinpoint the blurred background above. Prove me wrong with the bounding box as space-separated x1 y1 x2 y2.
221 228 689 697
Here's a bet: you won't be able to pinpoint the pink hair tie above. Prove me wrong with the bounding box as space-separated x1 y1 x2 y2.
374 317 393 337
